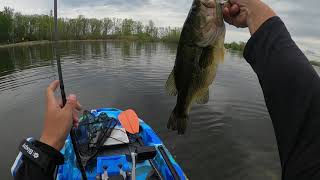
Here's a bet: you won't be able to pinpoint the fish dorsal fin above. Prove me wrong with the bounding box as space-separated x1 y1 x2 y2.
165 70 178 96
195 90 209 104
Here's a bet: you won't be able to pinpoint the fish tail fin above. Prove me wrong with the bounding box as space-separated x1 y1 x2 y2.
165 70 178 96
195 90 209 104
167 110 188 134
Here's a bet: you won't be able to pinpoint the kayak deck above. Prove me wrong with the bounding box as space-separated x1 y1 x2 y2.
56 108 186 180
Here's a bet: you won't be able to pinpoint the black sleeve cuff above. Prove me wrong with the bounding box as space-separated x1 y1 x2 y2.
33 140 64 165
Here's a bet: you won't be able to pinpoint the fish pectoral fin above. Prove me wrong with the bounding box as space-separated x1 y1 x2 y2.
214 46 225 64
165 70 178 96
199 46 214 68
214 30 226 63
195 90 209 104
214 48 225 63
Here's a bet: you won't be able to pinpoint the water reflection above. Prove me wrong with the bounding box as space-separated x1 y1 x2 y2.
227 49 244 57
0 50 13 76
0 45 54 75
0 41 281 180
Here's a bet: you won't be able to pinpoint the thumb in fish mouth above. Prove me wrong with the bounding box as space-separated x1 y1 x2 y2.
167 110 189 135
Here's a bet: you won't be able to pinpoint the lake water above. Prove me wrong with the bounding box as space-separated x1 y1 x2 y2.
0 41 286 179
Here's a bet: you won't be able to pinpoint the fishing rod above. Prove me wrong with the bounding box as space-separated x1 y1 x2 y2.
53 0 87 179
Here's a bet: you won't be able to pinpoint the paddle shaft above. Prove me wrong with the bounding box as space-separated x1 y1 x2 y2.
135 135 164 180
158 146 180 180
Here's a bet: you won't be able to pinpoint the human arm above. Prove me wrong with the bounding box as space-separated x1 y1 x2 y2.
224 1 320 179
244 16 320 180
13 80 81 180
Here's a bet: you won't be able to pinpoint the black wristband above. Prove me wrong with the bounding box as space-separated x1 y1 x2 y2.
19 139 59 174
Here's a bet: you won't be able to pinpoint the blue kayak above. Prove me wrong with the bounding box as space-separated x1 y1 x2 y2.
56 108 187 180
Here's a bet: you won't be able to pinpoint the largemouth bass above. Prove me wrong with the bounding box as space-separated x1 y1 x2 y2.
165 0 226 134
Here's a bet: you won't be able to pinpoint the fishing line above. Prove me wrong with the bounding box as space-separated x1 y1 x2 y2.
53 0 87 179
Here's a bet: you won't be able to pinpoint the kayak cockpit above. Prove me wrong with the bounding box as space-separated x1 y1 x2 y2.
56 108 186 180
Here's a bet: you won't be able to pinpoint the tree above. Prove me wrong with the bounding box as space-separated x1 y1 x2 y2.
12 12 27 42
146 20 154 36
112 18 122 35
135 21 143 35
89 18 102 39
160 27 181 43
224 41 246 51
102 18 112 37
0 7 13 43
0 7 186 43
121 18 134 36
0 12 11 42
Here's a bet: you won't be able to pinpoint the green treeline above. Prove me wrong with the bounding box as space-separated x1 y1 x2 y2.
0 7 181 44
0 7 13 43
225 41 246 52
0 7 247 52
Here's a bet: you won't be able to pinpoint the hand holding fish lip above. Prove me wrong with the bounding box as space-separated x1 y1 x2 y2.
222 2 242 27
222 0 276 34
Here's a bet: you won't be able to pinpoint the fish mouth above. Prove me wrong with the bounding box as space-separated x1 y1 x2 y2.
215 0 224 26
189 0 225 47
198 0 224 26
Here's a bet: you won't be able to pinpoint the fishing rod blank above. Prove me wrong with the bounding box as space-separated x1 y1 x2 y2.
53 0 87 179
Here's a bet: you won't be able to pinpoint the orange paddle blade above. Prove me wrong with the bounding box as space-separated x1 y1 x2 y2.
118 109 140 134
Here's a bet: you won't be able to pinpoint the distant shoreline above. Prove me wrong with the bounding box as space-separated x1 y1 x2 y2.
1 40 319 68
0 39 162 49
1 39 246 49
0 40 52 48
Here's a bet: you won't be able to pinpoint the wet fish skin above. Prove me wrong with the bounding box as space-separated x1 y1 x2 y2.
166 0 226 134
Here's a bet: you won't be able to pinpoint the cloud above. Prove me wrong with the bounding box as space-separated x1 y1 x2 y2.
0 0 51 14
225 0 320 59
271 0 320 59
269 0 320 38
58 0 193 28
60 0 151 8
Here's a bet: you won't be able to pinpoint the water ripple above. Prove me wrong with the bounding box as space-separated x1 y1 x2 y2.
0 41 280 180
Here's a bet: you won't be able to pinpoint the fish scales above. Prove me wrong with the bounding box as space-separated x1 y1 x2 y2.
165 0 226 134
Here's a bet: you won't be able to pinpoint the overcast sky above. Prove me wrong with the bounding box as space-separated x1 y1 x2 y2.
1 0 319 60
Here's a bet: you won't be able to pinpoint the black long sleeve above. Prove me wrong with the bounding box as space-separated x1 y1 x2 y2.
244 16 320 179
14 140 64 180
